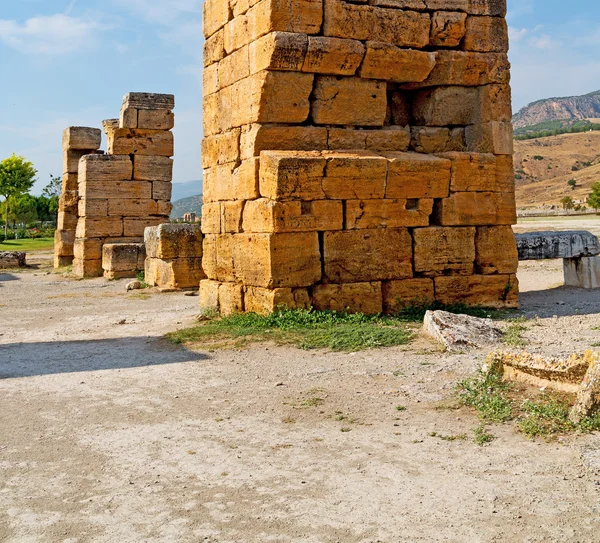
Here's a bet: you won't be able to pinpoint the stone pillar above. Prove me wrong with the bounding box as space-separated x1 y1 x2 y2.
200 0 518 315
54 127 101 268
73 93 175 278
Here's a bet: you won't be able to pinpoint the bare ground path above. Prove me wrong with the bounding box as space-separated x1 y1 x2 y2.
2 251 600 542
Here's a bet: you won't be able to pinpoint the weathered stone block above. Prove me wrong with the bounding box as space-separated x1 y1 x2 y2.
414 227 476 276
440 152 496 192
122 92 175 111
137 109 175 130
63 149 89 175
244 286 311 314
202 235 236 282
108 199 159 218
385 152 451 199
246 0 323 40
359 42 435 83
302 36 365 75
107 129 174 157
133 155 173 182
203 158 260 202
240 125 328 160
74 238 103 261
515 231 600 260
79 154 133 183
202 130 241 168
54 229 75 257
410 127 466 154
0 251 26 269
123 217 164 238
312 76 387 126
434 274 519 308
382 278 435 313
102 243 146 275
249 32 307 73
120 107 138 129
72 258 103 278
152 181 173 201
324 229 413 283
243 199 343 232
465 121 513 155
476 226 518 274
62 127 101 151
57 211 78 230
413 86 482 127
430 11 467 47
463 15 509 53
435 192 516 226
323 151 388 199
76 217 123 239
204 29 225 66
80 180 152 200
312 282 383 314
145 257 206 289
61 173 79 192
201 201 244 234
345 199 433 229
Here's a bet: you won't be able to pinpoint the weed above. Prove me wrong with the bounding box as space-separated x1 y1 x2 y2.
591 326 600 331
167 308 413 352
340 427 352 433
456 367 513 423
473 425 495 446
301 397 324 407
282 417 296 424
504 317 529 347
517 393 574 438
591 342 600 348
136 271 151 289
396 405 407 412
428 431 467 441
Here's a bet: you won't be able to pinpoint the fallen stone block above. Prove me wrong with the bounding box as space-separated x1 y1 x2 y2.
0 251 26 268
144 223 203 260
570 353 600 423
564 256 600 289
102 243 146 279
423 310 503 351
516 231 600 260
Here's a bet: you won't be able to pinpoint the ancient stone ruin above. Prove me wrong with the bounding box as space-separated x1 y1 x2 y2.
54 93 175 279
200 0 518 315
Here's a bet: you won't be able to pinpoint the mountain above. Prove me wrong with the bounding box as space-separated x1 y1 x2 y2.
172 180 203 201
171 194 203 219
513 90 600 129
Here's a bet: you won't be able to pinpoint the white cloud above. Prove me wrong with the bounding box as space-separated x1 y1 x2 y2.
529 35 556 49
113 0 203 25
509 27 528 43
0 14 108 55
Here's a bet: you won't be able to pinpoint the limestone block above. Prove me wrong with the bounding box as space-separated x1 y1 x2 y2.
203 0 232 39
137 109 175 130
564 257 600 289
199 279 221 312
201 201 245 234
475 226 518 274
145 257 206 289
439 152 496 192
54 255 74 268
122 92 175 111
72 258 103 278
244 286 311 314
80 180 152 200
570 353 600 423
359 42 435 83
74 238 104 261
202 130 241 168
430 11 467 47
435 192 516 226
312 76 387 126
54 229 75 257
365 128 411 152
246 0 323 40
463 15 509 53
79 154 133 184
390 92 411 126
231 0 250 18
425 0 467 10
63 149 89 175
480 84 512 122
465 121 513 155
405 51 509 88
323 0 431 48
345 199 433 229
204 29 225 66
133 156 173 182
323 152 388 199
76 217 123 239
240 124 328 160
243 199 343 232
219 45 251 88
249 32 307 74
382 278 435 313
62 127 101 151
153 181 173 201
413 86 482 127
202 235 237 282
259 151 326 201
232 232 322 288
59 190 79 213
120 107 138 129
515 231 600 261
424 310 503 351
145 223 203 260
123 218 165 238
61 173 79 192
57 211 78 231
157 201 173 217
108 199 159 217
302 37 365 75
434 274 519 308
223 12 251 54
218 282 245 315
204 63 219 96
107 129 174 157
312 282 383 314
384 152 451 199
410 127 466 154
102 243 145 274
495 155 515 193
324 229 413 283
102 119 119 135
413 227 476 276
203 158 260 202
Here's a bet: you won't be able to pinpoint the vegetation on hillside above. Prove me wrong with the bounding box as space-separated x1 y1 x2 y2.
514 119 600 141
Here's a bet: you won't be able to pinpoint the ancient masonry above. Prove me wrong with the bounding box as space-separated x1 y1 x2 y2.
54 93 175 278
200 0 519 315
54 127 102 268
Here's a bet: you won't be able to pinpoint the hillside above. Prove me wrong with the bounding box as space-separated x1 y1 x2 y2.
513 90 600 129
170 194 203 219
514 131 600 208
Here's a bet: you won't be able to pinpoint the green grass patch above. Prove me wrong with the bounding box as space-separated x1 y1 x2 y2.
457 367 513 423
0 237 54 252
473 425 495 446
504 317 529 348
167 308 413 352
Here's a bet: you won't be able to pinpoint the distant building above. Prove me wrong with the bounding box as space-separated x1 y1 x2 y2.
183 212 196 223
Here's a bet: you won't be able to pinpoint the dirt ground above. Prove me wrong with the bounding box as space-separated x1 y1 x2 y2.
3 239 600 542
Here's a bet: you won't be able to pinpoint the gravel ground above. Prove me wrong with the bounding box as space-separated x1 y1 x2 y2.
2 249 600 542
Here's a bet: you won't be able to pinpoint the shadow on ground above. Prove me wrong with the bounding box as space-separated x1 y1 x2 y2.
520 286 600 317
0 336 208 379
0 273 20 285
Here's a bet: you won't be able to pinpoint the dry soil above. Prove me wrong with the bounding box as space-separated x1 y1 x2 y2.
2 245 600 542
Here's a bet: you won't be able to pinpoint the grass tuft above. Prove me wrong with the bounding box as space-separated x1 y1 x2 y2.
456 367 513 423
473 424 495 446
167 308 413 352
504 317 529 347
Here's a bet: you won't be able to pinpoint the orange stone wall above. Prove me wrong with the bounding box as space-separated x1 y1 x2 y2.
200 0 519 315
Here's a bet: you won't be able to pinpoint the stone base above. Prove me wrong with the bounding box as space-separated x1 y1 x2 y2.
145 257 205 289
0 251 26 269
564 256 600 289
54 255 74 268
102 243 146 281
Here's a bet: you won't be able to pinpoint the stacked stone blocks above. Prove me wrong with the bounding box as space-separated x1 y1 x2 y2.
72 93 175 278
201 0 518 315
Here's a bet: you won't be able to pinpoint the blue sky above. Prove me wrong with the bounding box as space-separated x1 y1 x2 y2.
1 0 600 196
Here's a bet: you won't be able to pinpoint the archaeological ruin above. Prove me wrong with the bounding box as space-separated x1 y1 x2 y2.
199 0 519 315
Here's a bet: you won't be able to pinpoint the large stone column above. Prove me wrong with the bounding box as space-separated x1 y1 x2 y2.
200 0 518 315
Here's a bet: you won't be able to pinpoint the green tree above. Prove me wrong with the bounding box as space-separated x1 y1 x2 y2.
0 154 37 238
561 196 575 213
588 182 600 212
9 194 38 226
568 179 577 190
42 174 61 218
